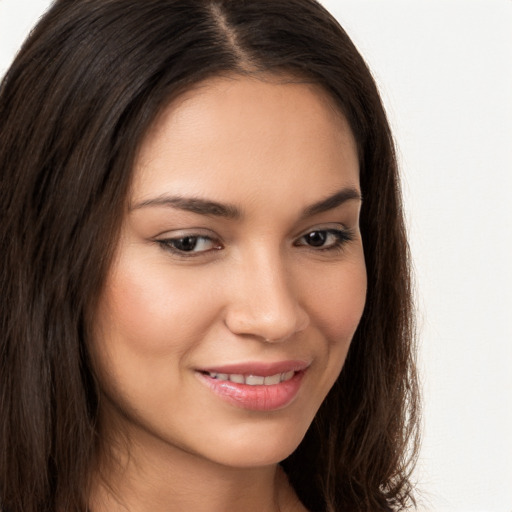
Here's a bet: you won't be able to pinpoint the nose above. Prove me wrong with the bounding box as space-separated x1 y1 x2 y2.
224 251 309 343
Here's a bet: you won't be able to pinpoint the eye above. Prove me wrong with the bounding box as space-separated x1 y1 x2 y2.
295 228 354 251
157 235 221 255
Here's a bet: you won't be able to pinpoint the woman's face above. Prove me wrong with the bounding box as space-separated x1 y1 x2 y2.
93 75 366 469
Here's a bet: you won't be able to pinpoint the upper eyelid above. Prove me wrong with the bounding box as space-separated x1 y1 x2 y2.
154 224 350 240
299 227 348 236
156 234 221 257
295 227 353 242
157 233 220 246
153 227 217 239
295 222 349 237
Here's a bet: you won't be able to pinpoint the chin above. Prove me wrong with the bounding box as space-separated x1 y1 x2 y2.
196 414 313 469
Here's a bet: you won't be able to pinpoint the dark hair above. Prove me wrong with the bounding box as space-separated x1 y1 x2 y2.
0 1 420 511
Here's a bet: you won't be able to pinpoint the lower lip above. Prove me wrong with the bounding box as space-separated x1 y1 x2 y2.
197 371 305 411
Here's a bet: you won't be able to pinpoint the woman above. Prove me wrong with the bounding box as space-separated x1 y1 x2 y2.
0 1 419 511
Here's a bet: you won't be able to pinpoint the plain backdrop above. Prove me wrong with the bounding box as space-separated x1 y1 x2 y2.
1 1 511 511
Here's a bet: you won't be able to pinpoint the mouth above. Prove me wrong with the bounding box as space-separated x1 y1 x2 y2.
196 361 309 411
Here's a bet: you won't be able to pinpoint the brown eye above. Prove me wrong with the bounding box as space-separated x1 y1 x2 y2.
304 231 327 247
157 235 221 255
173 236 201 252
295 228 354 251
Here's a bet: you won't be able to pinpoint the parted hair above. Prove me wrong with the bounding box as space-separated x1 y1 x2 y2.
0 1 420 511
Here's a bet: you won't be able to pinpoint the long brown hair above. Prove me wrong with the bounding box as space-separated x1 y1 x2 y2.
0 1 420 511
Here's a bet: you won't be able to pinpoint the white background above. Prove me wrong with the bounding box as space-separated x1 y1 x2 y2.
1 1 511 511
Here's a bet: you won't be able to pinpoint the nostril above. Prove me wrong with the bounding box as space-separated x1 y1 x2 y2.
224 303 309 343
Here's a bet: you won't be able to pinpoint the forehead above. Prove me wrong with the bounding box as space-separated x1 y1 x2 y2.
131 74 360 209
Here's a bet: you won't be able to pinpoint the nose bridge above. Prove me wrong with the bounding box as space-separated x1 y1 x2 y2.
225 245 309 342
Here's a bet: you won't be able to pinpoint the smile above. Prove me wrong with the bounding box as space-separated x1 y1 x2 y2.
197 361 309 411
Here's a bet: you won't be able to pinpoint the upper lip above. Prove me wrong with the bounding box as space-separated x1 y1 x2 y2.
198 360 310 377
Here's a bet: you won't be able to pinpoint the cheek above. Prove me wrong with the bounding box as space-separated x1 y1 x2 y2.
309 260 367 344
94 254 219 362
289 255 366 418
302 254 367 390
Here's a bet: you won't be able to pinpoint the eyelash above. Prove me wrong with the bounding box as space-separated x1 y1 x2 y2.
156 228 354 257
294 228 355 252
156 235 221 256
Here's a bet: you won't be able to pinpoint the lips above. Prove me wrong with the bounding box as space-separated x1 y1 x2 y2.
196 360 309 411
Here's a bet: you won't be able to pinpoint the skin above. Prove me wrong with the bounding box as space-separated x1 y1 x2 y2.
90 74 367 512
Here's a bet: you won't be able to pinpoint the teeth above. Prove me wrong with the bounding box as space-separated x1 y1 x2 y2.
245 375 265 385
264 374 281 385
206 371 295 385
282 370 294 381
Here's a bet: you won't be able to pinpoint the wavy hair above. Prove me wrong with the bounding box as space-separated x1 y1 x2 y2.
0 1 420 511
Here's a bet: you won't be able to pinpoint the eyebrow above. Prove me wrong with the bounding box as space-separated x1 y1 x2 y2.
300 187 362 219
130 187 361 219
130 195 241 218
